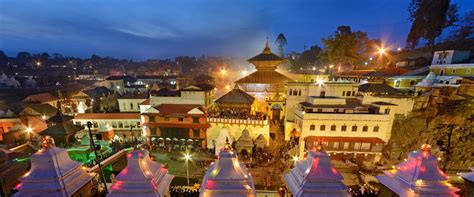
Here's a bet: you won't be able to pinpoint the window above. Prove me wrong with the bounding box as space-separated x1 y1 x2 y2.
361 143 371 150
192 117 200 123
384 109 391 114
334 109 339 113
317 108 323 112
373 126 379 132
410 80 416 86
333 142 339 149
352 91 355 96
298 90 301 96
352 125 357 132
343 142 350 150
341 125 347 132
112 122 117 128
452 69 456 74
330 125 336 131
320 91 326 98
149 116 156 122
362 126 368 132
342 91 345 96
118 122 124 128
395 80 401 87
164 117 170 121
193 129 200 137
289 89 292 96
130 103 134 109
136 122 141 128
320 125 326 131
178 117 184 122
354 142 362 150
150 128 157 136
93 121 98 128
310 124 316 131
292 90 298 96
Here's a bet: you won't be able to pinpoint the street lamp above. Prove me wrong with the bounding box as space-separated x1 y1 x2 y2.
183 153 192 186
86 121 108 193
292 155 299 166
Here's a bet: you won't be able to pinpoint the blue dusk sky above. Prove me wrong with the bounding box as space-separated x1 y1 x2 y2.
0 0 473 60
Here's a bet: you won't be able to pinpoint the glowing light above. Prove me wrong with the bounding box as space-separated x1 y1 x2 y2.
116 86 121 89
36 61 41 66
292 155 299 163
369 57 373 61
312 66 316 71
378 48 386 55
42 115 47 120
329 65 334 69
242 69 247 75
392 165 396 169
184 153 191 161
316 78 325 85
364 62 368 65
145 84 149 88
438 157 442 161
416 180 423 184
225 85 230 90
220 69 227 75
26 127 33 133
397 47 402 51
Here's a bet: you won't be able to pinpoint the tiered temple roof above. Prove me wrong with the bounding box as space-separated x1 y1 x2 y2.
201 140 256 197
376 144 460 197
235 40 292 85
14 137 93 197
284 147 348 197
108 148 174 197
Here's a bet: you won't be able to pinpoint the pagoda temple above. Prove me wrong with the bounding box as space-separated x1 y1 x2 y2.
200 139 256 197
14 137 93 197
39 104 82 146
284 146 348 197
376 144 460 197
107 148 174 197
235 39 293 120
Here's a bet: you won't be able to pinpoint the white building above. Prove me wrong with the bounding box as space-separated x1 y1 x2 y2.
118 92 149 112
376 144 460 197
73 113 142 140
293 96 395 162
285 146 348 197
431 50 470 65
146 84 215 109
108 148 174 197
14 138 93 197
200 142 256 197
285 81 359 140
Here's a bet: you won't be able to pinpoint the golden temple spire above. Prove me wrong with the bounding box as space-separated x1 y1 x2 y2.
262 37 271 54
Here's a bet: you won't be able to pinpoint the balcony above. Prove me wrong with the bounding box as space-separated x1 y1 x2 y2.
207 117 268 126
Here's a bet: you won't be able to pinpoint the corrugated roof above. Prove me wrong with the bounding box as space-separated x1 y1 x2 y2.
235 70 293 84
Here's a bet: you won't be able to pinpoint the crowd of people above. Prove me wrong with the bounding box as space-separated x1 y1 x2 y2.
208 110 267 121
169 186 200 197
349 185 378 197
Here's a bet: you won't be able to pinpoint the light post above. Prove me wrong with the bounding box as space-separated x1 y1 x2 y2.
437 124 455 172
378 47 386 68
86 121 108 193
183 153 192 186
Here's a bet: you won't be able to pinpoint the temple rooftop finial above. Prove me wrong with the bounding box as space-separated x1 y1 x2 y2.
262 37 271 54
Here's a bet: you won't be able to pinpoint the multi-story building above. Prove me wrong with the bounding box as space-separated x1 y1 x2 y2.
293 96 395 162
117 92 149 112
284 81 359 140
73 113 141 140
141 104 209 148
146 84 215 109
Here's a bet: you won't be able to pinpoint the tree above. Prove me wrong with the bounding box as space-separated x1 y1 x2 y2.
322 25 374 68
450 11 474 41
275 33 287 58
406 0 458 54
0 50 9 67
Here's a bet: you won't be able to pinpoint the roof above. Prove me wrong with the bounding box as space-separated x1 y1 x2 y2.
40 122 83 136
247 40 285 62
181 83 215 91
82 86 113 98
23 104 57 116
216 85 255 105
457 168 474 182
376 144 459 196
150 88 180 97
23 93 58 103
235 70 293 84
108 149 174 197
284 147 347 197
305 136 385 143
200 144 256 197
106 75 136 81
74 113 141 120
48 112 74 123
401 66 430 76
14 146 93 196
152 104 204 116
358 83 404 94
119 92 149 99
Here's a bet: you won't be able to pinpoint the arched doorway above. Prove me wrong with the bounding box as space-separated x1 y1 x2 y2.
271 104 282 121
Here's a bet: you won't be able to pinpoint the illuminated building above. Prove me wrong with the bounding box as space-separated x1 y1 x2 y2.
200 140 256 197
376 144 460 197
235 40 293 120
14 137 93 197
108 148 174 197
285 146 348 196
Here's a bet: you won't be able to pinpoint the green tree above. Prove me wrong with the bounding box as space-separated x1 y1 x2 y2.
406 0 458 53
321 25 373 68
275 33 287 58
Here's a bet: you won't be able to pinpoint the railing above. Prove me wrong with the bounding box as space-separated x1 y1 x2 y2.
87 148 132 173
207 117 268 126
